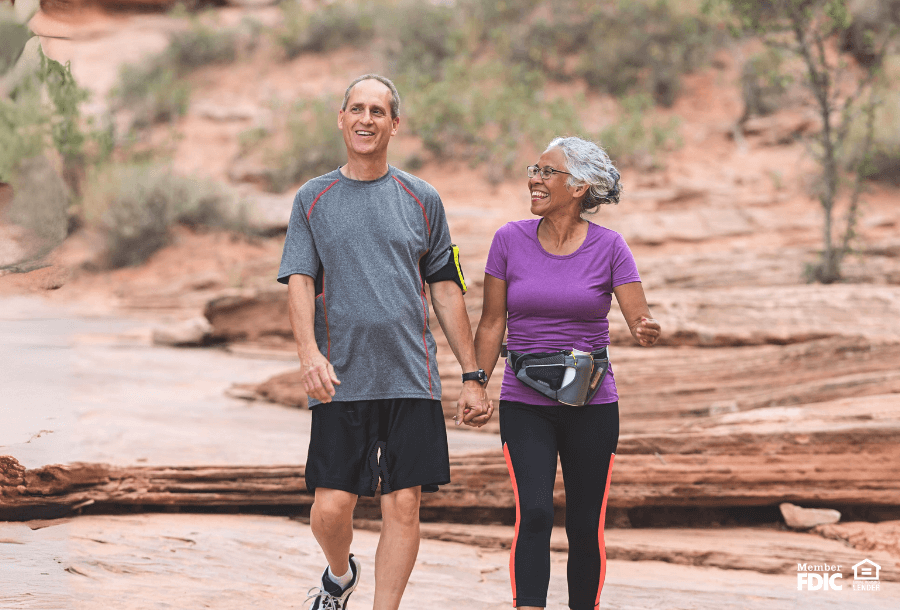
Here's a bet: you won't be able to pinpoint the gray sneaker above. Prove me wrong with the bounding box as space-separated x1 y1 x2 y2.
305 554 361 610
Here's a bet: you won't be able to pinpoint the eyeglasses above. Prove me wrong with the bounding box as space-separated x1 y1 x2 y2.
527 165 571 180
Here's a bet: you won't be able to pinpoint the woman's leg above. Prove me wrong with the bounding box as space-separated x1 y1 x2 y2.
557 402 619 610
500 401 560 609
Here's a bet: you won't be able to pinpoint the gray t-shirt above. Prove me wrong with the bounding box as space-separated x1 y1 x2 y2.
277 167 454 406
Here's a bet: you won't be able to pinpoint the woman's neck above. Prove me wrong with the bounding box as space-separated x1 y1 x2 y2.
538 213 589 255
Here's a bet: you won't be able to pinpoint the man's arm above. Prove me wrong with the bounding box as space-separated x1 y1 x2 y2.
287 274 340 403
429 280 490 426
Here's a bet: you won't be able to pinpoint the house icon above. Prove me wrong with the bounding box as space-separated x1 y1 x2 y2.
852 559 881 581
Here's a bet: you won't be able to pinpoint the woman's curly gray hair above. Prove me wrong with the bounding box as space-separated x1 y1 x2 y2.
545 137 621 213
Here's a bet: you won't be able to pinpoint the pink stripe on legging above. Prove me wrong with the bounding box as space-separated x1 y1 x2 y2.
503 442 520 607
595 453 615 607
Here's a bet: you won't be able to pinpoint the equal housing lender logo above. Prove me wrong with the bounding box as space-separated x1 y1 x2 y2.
796 559 881 592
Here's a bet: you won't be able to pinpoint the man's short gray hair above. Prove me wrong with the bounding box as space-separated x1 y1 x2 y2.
342 74 401 119
545 137 621 213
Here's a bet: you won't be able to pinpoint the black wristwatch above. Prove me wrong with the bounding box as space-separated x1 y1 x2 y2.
462 369 487 385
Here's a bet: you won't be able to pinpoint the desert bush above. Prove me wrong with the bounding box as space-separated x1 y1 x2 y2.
597 94 682 168
473 0 720 105
1 155 70 270
863 100 900 182
0 18 31 76
1 47 91 182
111 18 241 128
845 55 900 182
382 0 469 81
263 97 346 193
403 60 583 176
81 164 251 268
167 22 239 70
578 0 718 106
276 0 375 60
840 0 900 66
740 48 790 118
114 61 191 128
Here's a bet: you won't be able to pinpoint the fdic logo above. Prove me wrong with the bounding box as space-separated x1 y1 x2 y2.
797 559 881 592
797 563 843 590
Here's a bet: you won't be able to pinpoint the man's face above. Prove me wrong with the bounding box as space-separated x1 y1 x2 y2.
338 79 400 158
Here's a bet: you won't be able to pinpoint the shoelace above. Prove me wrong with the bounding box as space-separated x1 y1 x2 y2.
304 586 341 610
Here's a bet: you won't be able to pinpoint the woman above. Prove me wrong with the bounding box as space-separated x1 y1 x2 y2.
474 136 660 610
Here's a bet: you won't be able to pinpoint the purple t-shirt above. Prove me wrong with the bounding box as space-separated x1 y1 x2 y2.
484 219 641 405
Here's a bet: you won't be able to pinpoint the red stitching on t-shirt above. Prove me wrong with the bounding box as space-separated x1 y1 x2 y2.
321 271 331 360
393 176 431 237
307 179 339 221
417 253 433 399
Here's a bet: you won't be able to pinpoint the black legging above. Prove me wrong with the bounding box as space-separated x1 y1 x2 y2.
499 400 619 609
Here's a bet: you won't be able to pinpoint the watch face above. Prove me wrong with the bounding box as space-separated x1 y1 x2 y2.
463 370 486 384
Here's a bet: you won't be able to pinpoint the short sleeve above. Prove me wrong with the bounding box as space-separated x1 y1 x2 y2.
484 225 509 281
421 191 454 278
277 191 321 284
610 233 641 288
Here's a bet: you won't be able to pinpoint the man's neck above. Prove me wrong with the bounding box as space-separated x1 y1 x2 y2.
340 156 390 182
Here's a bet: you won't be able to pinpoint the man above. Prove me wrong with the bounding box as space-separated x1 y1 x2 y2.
277 74 491 610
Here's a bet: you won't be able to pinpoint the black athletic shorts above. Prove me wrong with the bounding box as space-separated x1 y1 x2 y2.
305 398 451 497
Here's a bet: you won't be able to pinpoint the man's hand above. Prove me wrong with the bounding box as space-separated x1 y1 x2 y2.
454 381 493 428
301 350 341 403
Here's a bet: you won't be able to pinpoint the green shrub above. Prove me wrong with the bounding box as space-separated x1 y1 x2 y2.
577 0 717 106
740 48 790 118
840 0 900 67
168 23 239 70
1 155 70 270
597 94 681 168
82 164 251 268
403 60 583 175
1 47 90 183
263 97 346 193
0 19 31 76
276 0 375 60
845 56 900 183
114 61 191 128
384 0 468 81
111 18 241 128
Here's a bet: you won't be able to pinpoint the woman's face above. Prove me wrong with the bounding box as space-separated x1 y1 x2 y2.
528 147 580 218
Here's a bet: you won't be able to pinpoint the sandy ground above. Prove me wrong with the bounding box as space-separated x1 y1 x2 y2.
2 514 899 610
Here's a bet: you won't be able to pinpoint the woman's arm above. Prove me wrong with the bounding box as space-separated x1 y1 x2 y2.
474 274 508 383
613 281 661 347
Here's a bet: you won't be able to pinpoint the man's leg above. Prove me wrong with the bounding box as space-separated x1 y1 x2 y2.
373 485 422 610
310 487 358 576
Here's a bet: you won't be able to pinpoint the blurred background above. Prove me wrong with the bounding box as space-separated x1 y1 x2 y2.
2 1 900 608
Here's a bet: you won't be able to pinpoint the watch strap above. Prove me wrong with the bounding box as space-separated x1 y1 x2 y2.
462 369 487 385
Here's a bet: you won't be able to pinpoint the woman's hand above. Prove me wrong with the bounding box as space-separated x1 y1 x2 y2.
629 316 660 347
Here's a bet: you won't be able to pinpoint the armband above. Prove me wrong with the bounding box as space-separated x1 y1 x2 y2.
423 244 467 293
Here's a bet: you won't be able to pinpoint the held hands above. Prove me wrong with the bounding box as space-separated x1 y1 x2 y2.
455 382 494 428
630 316 661 347
301 350 341 403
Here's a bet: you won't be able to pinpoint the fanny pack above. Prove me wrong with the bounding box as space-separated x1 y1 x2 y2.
502 345 610 406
